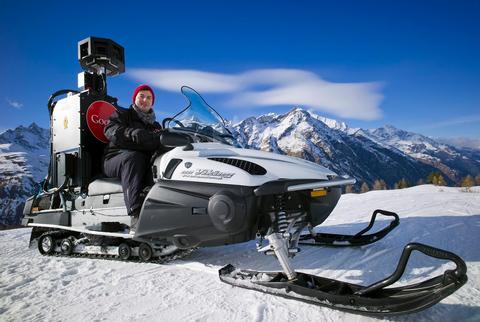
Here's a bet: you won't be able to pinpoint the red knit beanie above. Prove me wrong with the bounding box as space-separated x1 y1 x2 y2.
132 84 155 105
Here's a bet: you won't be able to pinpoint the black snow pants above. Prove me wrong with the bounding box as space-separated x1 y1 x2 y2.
103 150 153 216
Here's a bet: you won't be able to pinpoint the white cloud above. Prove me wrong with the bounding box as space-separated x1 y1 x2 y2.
129 69 241 93
128 68 384 120
6 99 23 109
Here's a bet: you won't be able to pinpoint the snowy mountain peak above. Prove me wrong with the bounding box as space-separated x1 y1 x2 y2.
369 124 449 151
365 124 480 182
283 107 313 124
369 124 410 139
0 122 50 152
281 108 347 130
234 108 346 134
313 114 348 132
368 125 446 146
0 123 50 225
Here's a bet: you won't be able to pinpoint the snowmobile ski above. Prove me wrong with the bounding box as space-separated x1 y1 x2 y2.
299 209 400 247
219 242 467 316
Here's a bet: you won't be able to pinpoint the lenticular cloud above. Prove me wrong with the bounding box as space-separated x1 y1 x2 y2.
129 68 384 120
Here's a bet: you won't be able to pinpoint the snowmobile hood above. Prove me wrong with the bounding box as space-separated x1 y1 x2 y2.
155 143 338 187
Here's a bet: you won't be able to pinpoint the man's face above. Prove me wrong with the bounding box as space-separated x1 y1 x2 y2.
135 90 153 112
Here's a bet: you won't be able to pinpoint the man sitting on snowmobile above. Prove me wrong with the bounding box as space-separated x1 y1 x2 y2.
103 84 165 232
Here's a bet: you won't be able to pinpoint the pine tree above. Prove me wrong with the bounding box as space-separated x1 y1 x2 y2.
416 178 425 186
475 175 480 186
360 182 370 193
427 172 446 186
461 175 475 191
398 178 409 189
437 174 446 186
427 172 439 184
380 179 387 190
345 185 354 194
373 179 383 190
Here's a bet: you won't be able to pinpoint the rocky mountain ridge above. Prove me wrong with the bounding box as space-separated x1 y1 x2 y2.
0 123 50 226
230 108 479 185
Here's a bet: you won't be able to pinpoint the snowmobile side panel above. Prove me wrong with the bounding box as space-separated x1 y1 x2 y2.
157 143 339 187
135 180 258 247
73 194 126 211
24 210 71 226
28 223 134 238
309 187 342 226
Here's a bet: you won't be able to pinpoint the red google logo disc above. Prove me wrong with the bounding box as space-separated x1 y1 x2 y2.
86 101 117 143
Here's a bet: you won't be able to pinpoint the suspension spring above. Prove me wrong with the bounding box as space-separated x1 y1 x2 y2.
275 195 288 233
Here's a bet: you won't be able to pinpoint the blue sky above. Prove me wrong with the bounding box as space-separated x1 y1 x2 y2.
1 0 479 139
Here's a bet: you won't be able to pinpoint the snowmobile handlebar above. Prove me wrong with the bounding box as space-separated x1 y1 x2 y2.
159 131 192 147
355 242 468 296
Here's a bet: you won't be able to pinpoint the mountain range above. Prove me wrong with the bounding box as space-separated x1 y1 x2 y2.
1 109 479 226
0 123 49 226
230 108 479 185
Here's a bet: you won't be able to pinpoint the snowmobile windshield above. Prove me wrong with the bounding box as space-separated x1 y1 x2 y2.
166 86 241 147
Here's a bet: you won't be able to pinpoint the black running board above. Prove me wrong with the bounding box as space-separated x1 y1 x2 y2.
299 209 400 247
219 243 467 316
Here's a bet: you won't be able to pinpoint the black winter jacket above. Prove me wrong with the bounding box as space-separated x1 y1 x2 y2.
103 105 163 160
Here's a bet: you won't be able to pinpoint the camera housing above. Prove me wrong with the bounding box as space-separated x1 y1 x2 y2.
78 37 125 76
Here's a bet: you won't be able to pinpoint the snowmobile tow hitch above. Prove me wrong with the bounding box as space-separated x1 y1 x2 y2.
219 242 467 316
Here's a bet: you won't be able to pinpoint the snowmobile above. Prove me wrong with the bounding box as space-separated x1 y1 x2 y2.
22 37 467 316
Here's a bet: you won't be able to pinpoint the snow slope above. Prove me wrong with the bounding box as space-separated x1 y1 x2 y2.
1 185 479 322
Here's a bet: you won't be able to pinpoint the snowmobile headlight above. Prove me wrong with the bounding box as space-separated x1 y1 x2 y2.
310 189 327 198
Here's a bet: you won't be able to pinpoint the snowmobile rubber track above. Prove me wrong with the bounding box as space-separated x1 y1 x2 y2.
45 247 196 264
42 246 196 264
299 209 400 247
219 242 467 316
36 231 196 264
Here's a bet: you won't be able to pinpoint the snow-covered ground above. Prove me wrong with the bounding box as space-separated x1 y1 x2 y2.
1 185 479 322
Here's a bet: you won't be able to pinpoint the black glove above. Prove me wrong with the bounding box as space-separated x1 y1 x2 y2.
129 129 149 144
160 132 192 147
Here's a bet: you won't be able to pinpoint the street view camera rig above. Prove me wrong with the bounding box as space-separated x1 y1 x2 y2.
77 37 125 94
46 37 124 194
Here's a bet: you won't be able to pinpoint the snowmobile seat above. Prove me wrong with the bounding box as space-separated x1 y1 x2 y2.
88 178 123 196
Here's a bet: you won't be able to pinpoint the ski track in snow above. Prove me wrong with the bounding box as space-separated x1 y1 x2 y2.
1 185 480 322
